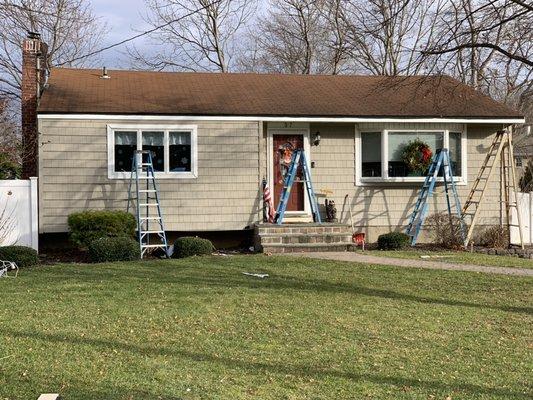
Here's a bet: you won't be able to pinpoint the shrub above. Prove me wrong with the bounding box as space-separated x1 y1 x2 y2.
88 237 141 263
172 236 214 258
426 212 464 249
475 226 509 249
0 245 39 268
0 153 21 179
68 210 136 248
377 232 410 250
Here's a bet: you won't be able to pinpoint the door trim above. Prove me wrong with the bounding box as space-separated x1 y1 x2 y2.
267 123 311 216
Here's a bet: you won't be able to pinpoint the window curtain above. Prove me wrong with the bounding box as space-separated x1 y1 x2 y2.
115 131 137 145
169 131 191 145
142 131 164 146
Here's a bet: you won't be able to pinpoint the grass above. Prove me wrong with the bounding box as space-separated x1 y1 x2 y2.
363 249 533 269
0 255 531 399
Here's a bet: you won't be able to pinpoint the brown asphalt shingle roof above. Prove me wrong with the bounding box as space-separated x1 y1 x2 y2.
38 68 523 119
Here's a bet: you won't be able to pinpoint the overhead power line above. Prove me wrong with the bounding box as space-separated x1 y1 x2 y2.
54 0 222 66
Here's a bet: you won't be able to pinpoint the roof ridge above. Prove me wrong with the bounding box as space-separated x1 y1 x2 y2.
48 67 449 79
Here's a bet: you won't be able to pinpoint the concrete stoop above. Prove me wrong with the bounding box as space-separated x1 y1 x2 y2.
254 223 353 253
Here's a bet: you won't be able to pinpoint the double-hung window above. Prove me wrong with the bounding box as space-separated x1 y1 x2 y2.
108 125 198 179
357 128 467 184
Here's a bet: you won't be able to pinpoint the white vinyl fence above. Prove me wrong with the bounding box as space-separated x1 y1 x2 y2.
0 178 38 251
511 192 532 246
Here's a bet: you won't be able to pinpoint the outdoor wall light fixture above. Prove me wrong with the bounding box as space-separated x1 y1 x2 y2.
313 131 321 146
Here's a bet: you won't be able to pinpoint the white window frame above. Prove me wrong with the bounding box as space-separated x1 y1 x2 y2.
107 124 198 179
355 126 468 185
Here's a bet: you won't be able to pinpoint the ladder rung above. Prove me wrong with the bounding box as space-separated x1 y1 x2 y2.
139 189 156 193
141 230 165 234
141 244 167 248
140 217 161 220
139 203 159 207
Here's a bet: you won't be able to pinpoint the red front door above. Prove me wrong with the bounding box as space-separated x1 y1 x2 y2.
273 134 305 212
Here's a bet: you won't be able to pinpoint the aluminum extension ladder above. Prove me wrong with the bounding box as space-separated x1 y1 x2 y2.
406 148 466 246
274 149 321 225
127 150 169 258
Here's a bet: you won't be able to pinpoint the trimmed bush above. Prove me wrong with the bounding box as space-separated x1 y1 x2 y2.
172 236 214 258
68 210 136 248
0 245 39 268
377 232 410 250
88 237 141 263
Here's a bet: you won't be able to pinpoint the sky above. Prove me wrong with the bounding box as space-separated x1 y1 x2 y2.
91 0 150 67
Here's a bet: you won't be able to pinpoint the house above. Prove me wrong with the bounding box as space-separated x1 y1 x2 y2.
22 35 526 249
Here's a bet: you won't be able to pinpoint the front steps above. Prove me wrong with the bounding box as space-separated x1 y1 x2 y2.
254 223 353 253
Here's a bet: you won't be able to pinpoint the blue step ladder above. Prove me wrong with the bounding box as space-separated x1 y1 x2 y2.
127 150 169 258
274 149 321 225
406 148 466 245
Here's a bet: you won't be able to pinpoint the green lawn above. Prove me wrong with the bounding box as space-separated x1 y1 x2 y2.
0 255 531 399
363 249 533 269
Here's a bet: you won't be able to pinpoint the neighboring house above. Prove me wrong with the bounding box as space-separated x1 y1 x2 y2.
514 127 531 174
21 35 525 243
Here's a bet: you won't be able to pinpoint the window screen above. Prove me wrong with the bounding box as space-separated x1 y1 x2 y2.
114 131 137 172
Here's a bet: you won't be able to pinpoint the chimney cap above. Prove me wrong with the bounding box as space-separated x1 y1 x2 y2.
27 31 41 39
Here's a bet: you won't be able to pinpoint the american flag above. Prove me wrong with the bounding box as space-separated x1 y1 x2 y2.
262 179 276 223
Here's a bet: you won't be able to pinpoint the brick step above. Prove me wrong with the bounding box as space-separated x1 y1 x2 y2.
262 243 351 253
260 233 353 245
256 224 352 236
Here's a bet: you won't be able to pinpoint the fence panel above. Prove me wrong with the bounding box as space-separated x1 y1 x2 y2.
0 178 38 251
510 192 532 245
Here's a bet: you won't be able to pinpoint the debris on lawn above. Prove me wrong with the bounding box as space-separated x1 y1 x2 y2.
420 255 452 259
0 260 18 278
242 272 269 279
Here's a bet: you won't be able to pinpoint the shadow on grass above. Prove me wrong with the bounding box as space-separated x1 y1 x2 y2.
2 327 529 399
20 260 533 316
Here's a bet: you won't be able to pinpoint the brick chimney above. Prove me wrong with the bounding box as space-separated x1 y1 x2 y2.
21 32 48 179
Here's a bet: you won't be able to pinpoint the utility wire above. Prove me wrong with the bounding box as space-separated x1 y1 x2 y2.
55 0 223 66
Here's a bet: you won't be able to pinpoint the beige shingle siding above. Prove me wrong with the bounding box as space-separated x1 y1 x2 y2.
38 118 261 233
308 122 503 241
39 117 503 242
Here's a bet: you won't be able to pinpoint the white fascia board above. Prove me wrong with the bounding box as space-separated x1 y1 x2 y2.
37 113 526 124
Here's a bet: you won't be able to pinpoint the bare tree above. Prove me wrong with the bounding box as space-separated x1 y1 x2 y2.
0 98 21 176
239 0 350 74
129 0 257 72
0 0 107 101
423 0 533 68
244 0 445 75
423 0 533 101
336 0 447 75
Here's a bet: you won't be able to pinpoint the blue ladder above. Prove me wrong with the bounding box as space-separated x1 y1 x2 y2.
127 150 169 258
406 149 466 245
274 149 321 225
